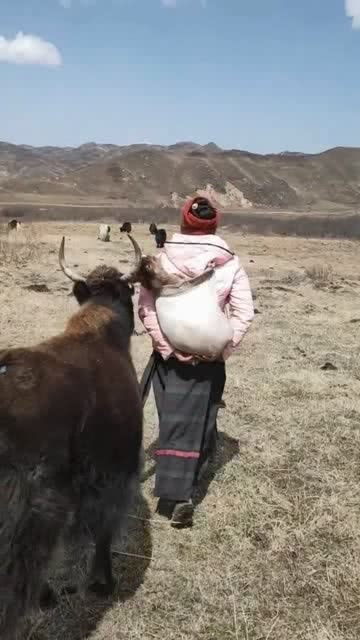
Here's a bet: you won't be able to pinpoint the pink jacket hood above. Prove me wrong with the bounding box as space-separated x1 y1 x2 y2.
162 232 234 278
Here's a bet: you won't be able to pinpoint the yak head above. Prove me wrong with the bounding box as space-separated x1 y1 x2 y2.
59 234 143 311
134 254 186 291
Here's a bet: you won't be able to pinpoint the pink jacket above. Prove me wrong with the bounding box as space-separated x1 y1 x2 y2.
138 232 254 361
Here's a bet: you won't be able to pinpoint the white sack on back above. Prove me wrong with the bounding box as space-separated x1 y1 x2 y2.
155 271 233 358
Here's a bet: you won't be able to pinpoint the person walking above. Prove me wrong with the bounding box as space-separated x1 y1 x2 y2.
138 196 254 528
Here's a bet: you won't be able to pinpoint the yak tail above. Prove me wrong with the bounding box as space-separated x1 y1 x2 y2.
0 460 68 638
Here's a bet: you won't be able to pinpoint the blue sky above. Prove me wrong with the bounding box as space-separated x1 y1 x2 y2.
0 0 360 152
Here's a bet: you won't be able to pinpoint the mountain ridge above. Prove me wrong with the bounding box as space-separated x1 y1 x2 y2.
1 141 360 211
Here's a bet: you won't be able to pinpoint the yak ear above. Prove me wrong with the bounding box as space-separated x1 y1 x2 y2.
73 281 90 305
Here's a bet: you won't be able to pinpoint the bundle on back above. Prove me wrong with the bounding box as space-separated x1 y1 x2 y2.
138 256 233 358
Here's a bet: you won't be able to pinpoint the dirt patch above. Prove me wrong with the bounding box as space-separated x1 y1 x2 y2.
24 283 50 293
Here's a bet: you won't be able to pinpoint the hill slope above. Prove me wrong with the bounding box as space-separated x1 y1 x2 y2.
1 141 360 210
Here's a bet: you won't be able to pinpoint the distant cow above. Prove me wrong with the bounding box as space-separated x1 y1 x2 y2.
120 222 132 233
0 234 144 639
98 224 111 242
155 228 167 248
149 223 157 235
7 219 21 231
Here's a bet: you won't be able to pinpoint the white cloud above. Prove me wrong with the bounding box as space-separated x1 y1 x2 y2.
0 32 62 66
345 0 360 29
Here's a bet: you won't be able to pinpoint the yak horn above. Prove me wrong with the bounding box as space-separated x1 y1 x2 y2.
59 237 86 283
120 233 143 282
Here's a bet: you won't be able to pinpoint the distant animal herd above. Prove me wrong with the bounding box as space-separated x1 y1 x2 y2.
98 221 168 248
3 218 168 249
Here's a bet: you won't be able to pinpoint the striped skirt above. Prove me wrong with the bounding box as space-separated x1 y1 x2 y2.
141 352 226 502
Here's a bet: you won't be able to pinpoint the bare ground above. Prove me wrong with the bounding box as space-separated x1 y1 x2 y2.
1 222 360 640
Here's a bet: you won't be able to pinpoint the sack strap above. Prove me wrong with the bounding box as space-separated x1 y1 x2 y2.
164 240 235 257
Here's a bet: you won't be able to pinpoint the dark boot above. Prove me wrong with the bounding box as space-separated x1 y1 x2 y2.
156 498 176 519
171 500 194 529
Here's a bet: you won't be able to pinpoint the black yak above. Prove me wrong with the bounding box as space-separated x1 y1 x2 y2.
7 219 21 231
155 228 167 248
120 222 132 233
149 223 157 235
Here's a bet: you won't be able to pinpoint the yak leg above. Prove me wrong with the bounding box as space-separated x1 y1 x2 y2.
86 472 139 597
88 530 114 596
60 494 120 597
0 464 68 638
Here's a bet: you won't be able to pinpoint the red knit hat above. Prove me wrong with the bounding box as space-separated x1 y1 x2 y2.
181 196 219 234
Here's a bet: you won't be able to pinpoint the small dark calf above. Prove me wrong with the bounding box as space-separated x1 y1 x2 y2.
149 223 157 235
120 222 132 233
155 228 167 248
7 219 21 231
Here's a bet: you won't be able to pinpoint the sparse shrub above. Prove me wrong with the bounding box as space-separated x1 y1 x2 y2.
106 163 126 183
0 224 40 266
281 271 306 287
305 263 334 287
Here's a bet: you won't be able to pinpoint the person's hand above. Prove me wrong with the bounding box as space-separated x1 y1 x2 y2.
173 350 196 364
222 342 234 362
195 353 218 362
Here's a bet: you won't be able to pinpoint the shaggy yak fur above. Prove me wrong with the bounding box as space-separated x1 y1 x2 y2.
149 223 157 235
0 237 143 639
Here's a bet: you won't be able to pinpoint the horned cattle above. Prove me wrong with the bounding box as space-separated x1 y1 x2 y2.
0 234 144 639
120 221 132 233
136 254 233 358
7 219 22 231
155 228 167 248
149 223 157 235
98 223 111 241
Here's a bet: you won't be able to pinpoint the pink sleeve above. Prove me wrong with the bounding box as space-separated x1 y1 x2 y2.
223 264 254 360
138 286 174 360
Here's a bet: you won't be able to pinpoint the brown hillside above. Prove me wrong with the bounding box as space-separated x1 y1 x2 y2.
1 141 360 211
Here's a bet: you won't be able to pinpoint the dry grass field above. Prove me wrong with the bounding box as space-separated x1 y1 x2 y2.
1 221 360 640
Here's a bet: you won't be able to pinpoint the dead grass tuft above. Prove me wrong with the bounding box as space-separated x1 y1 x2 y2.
305 263 334 287
0 223 41 266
